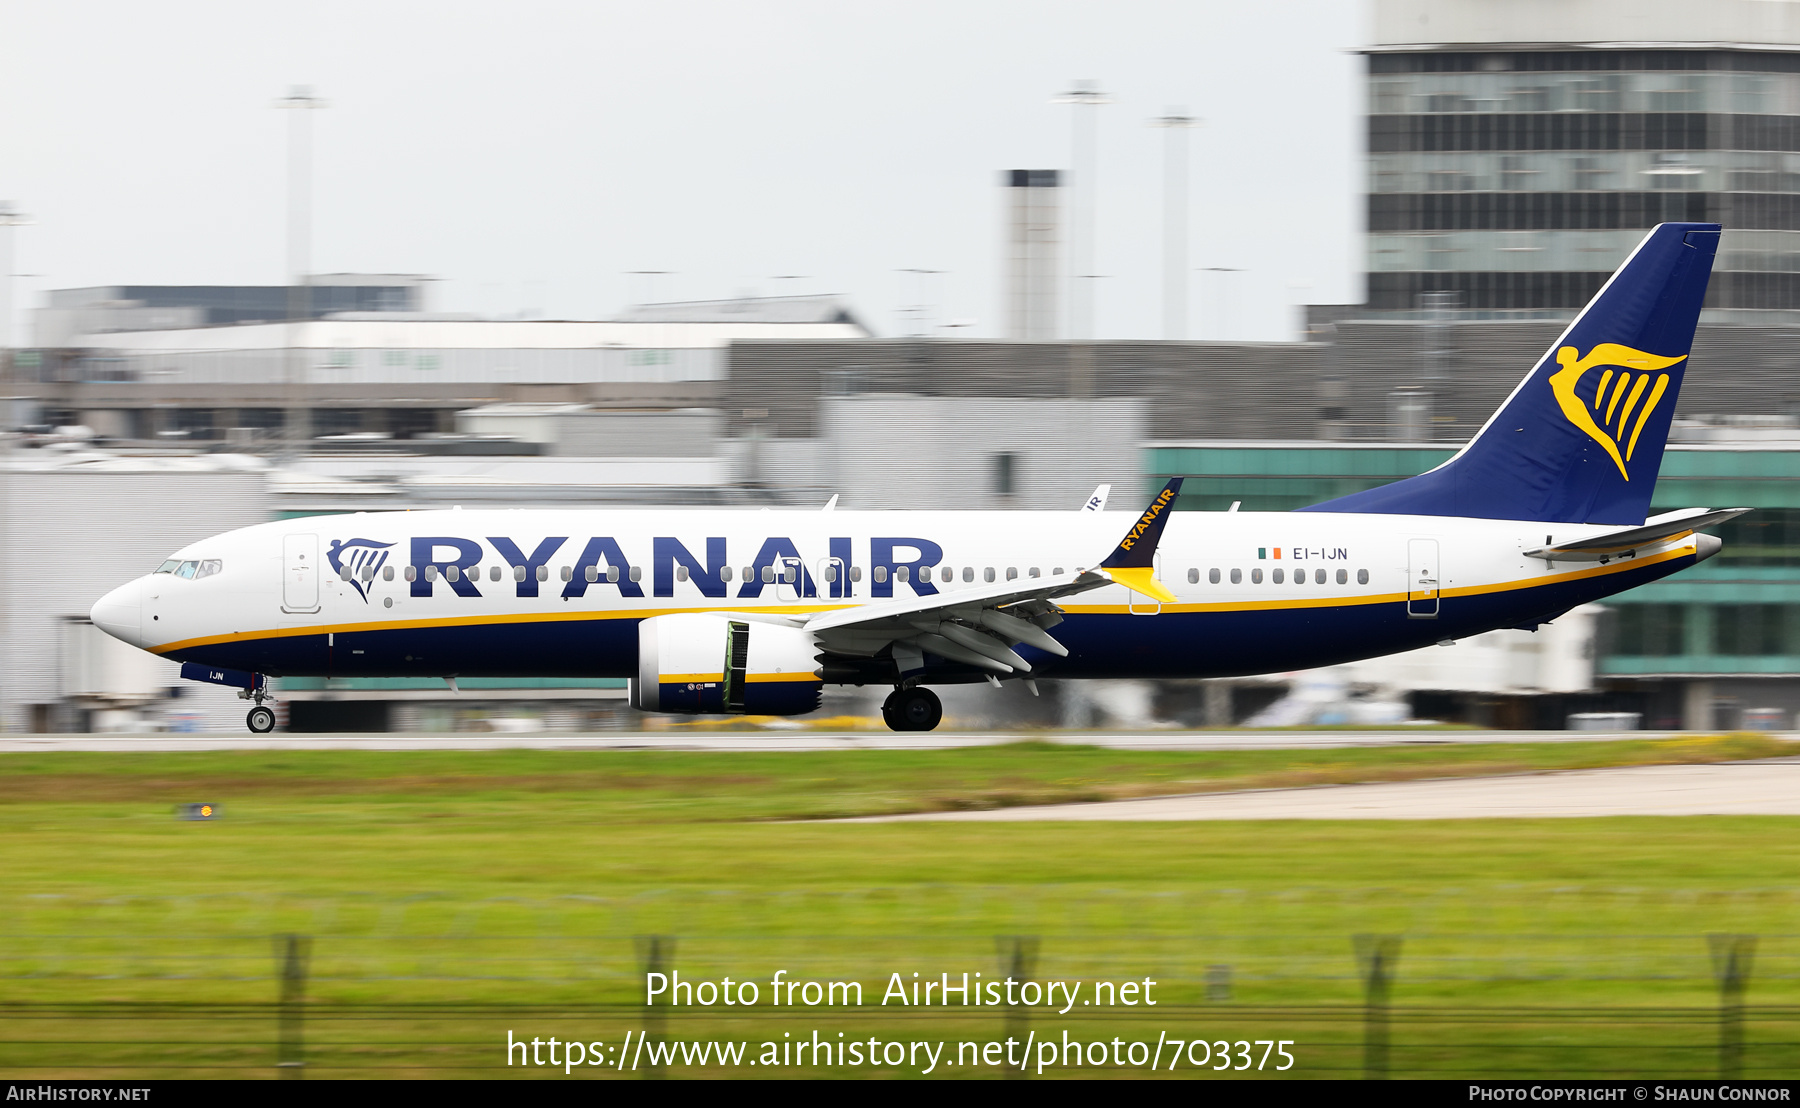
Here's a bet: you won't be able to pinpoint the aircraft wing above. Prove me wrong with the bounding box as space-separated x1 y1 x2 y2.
805 478 1183 677
1522 506 1750 561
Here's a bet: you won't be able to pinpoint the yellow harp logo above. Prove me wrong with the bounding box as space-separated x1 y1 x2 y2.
1548 343 1687 481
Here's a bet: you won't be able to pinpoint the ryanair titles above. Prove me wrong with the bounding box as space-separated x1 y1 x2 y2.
361 535 948 602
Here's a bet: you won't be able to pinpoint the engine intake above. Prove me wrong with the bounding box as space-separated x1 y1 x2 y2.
629 613 823 716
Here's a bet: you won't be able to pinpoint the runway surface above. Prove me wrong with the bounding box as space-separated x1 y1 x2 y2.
0 729 1707 753
862 761 1800 821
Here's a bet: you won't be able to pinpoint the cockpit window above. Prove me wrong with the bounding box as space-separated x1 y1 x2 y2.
194 559 223 580
174 560 200 579
156 559 181 574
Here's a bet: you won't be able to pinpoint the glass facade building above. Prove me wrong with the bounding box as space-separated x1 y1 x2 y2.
1146 443 1800 727
1366 49 1800 314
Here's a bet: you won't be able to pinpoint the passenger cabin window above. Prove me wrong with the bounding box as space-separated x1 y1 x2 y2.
1230 569 1241 584
404 566 417 582
562 566 573 582
676 565 690 582
1336 569 1348 584
1251 569 1262 584
1053 567 1065 575
1006 567 1018 581
1187 568 1198 584
490 565 501 582
585 565 599 582
629 566 642 582
608 566 621 583
762 566 776 583
722 566 734 582
1209 568 1221 584
894 566 909 584
383 566 395 582
536 566 549 582
984 567 996 583
1357 569 1369 585
874 566 888 583
1272 568 1284 584
1029 567 1040 578
962 567 974 583
850 567 863 582
446 565 461 583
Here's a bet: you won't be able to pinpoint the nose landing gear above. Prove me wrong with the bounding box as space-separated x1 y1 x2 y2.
882 686 942 732
238 679 276 733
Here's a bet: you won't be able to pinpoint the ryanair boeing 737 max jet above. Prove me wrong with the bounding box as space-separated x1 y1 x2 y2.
90 223 1743 733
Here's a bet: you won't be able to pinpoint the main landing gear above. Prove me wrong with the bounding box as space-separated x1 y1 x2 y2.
882 686 942 732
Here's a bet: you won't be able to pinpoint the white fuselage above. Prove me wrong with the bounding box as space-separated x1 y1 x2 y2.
90 506 1705 687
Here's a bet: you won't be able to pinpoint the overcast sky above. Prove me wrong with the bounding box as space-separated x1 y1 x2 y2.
0 0 1366 343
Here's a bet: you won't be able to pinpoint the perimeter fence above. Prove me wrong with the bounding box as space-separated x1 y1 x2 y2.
2 887 1798 1079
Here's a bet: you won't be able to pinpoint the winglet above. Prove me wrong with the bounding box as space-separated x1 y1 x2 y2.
1098 477 1183 602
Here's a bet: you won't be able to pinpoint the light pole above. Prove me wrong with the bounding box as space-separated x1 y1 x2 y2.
1053 81 1110 343
895 268 945 337
1198 266 1243 341
275 87 326 455
625 270 674 308
770 275 812 308
1150 111 1198 340
0 202 31 355
0 201 29 734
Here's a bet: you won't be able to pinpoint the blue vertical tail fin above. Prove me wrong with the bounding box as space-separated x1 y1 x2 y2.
1301 222 1719 526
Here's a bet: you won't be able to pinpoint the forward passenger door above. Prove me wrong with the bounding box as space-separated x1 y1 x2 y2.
283 534 320 613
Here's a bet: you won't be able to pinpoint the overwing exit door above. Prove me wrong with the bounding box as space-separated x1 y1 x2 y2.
1407 538 1439 619
1127 553 1164 615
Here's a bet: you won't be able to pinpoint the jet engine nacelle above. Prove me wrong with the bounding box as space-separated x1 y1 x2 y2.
629 613 823 716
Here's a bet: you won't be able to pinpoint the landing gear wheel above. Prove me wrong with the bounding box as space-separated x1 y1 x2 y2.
246 705 276 734
882 687 942 732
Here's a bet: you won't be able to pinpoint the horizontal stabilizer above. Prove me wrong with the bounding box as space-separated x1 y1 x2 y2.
1523 507 1749 561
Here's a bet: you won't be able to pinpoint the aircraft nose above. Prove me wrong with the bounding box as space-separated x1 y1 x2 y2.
90 578 145 648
